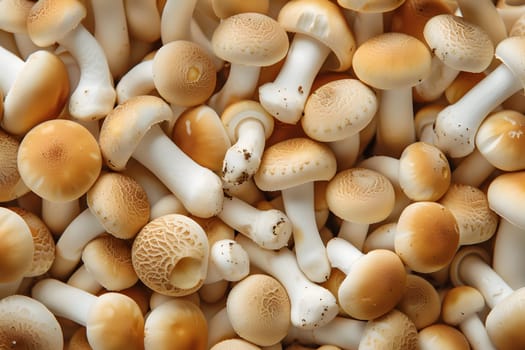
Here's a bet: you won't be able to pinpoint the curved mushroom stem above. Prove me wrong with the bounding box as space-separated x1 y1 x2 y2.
204 239 249 284
415 56 461 102
41 199 80 235
327 134 360 171
353 12 384 46
0 45 23 93
493 218 525 290
116 59 154 104
282 182 332 283
258 33 331 124
451 149 495 187
326 237 363 274
160 0 198 44
459 315 497 350
67 265 103 295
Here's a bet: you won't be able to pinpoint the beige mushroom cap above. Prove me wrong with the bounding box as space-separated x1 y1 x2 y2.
0 295 63 350
0 0 33 33
302 79 377 142
395 201 460 273
337 0 405 12
352 32 432 90
226 274 291 346
210 339 262 350
396 274 441 330
212 12 289 67
153 40 217 107
87 172 150 239
485 287 525 350
495 35 525 91
487 171 525 229
254 137 337 191
441 285 485 325
17 119 102 202
0 129 30 202
132 214 209 296
418 324 470 350
359 309 419 350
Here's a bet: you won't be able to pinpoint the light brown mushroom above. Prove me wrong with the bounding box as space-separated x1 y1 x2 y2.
396 274 441 330
0 129 29 202
418 324 471 350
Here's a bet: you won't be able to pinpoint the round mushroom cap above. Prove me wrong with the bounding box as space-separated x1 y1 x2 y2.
418 324 470 350
86 172 150 239
0 295 63 350
326 167 395 224
226 274 291 346
27 0 87 46
212 12 289 67
221 100 274 142
395 201 460 273
86 292 145 350
254 137 337 191
486 287 525 350
144 299 208 350
302 79 377 142
337 0 405 12
487 171 525 229
396 274 441 330
338 249 407 320
278 0 356 71
476 109 525 171
495 35 525 91
17 119 102 202
153 40 217 107
352 32 432 90
210 339 262 350
132 214 209 296
441 285 485 325
359 309 419 350
0 129 30 202
423 14 494 72
0 207 34 283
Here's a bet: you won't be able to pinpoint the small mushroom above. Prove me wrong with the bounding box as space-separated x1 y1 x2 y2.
205 239 249 284
418 323 471 350
396 274 441 330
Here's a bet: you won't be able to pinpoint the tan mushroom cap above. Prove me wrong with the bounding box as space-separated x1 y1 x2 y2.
396 274 441 330
418 324 470 350
17 119 102 202
210 339 262 350
132 214 209 296
254 137 337 191
0 295 63 350
352 32 432 90
423 14 494 72
211 0 269 18
0 207 34 283
85 292 145 350
441 285 485 325
221 100 274 142
326 167 395 224
485 287 525 350
398 141 451 202
278 0 356 71
0 129 30 202
86 172 150 239
302 79 377 142
153 40 217 107
144 298 208 350
476 109 525 171
337 0 405 12
226 274 291 346
495 35 525 91
359 309 419 350
68 327 90 350
395 201 460 273
487 171 525 229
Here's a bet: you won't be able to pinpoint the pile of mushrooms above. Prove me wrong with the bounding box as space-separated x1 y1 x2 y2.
2 0 525 349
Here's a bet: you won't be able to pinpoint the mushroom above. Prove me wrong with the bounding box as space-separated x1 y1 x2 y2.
0 294 63 350
160 0 198 44
258 0 356 124
124 0 160 43
0 129 29 202
210 339 262 350
358 309 419 350
396 274 441 330
226 274 291 346
205 239 250 285
254 137 337 282
211 0 270 18
418 324 471 350
32 278 145 350
27 0 116 120
362 222 397 253
456 0 508 47
115 51 156 104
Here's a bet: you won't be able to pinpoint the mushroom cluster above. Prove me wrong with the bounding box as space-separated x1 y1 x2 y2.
1 0 524 349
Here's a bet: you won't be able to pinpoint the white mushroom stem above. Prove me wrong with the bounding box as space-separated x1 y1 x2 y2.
336 221 369 252
204 239 250 284
122 159 171 208
451 149 495 187
415 55 461 101
150 193 188 220
258 33 331 124
58 24 116 120
236 234 338 330
222 177 265 205
124 0 160 43
492 218 525 290
207 307 237 348
132 123 224 218
326 237 364 274
281 182 332 283
115 59 154 104
433 63 522 157
41 199 80 235
353 12 384 46
160 0 198 44
217 195 292 249
327 134 360 171
50 208 105 280
0 45 23 93
459 315 497 350
67 265 103 295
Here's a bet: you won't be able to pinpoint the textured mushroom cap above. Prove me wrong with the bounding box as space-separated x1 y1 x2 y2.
0 207 34 282
418 324 470 350
144 299 208 350
441 286 485 325
476 109 525 171
486 287 525 350
496 35 525 91
278 0 356 71
132 214 209 296
27 0 87 46
395 201 460 273
337 0 405 12
17 119 102 202
86 292 145 350
338 249 407 320
398 141 451 201
153 40 217 107
396 274 441 330
423 14 494 72
353 32 431 90
487 171 525 229
254 137 337 191
210 339 262 350
326 167 395 224
87 172 150 239
212 0 269 18
212 12 289 67
0 295 63 350
99 95 174 171
359 309 419 350
81 235 138 291
8 207 55 277
439 183 498 245
0 129 29 202
302 79 377 142
221 100 274 142
227 274 291 346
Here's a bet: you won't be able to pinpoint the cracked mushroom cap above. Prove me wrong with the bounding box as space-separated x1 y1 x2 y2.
254 137 337 191
17 119 102 203
132 214 209 296
359 309 419 350
0 129 29 202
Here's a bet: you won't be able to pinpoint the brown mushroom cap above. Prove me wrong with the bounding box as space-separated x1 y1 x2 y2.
441 285 485 325
418 324 470 350
396 274 441 329
0 129 30 202
17 119 102 202
487 171 525 229
359 309 419 350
